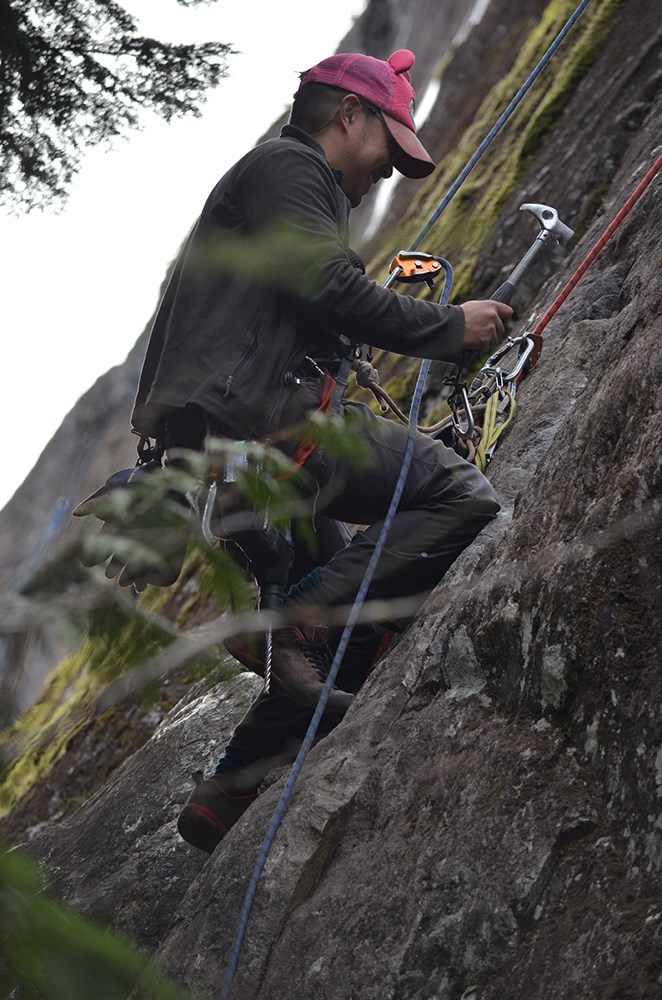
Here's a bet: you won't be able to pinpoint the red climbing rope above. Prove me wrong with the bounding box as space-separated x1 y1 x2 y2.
532 152 662 338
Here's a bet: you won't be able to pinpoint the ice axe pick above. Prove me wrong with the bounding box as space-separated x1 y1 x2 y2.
490 202 574 304
453 202 574 375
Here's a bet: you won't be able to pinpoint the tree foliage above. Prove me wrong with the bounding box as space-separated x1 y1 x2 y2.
0 0 233 210
0 849 189 1000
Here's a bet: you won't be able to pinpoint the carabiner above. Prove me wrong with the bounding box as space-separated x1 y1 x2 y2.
450 383 475 440
201 479 218 545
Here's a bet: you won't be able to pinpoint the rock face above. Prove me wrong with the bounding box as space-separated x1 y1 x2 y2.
32 672 261 952
3 0 662 998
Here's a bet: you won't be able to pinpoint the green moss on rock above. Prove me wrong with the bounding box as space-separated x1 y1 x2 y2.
369 0 621 299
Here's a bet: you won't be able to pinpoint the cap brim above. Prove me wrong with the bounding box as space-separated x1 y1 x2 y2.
382 113 435 179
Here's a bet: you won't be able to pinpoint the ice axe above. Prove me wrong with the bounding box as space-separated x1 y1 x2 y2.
490 202 574 304
454 202 573 374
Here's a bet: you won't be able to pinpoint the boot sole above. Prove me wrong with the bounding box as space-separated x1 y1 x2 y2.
177 803 228 853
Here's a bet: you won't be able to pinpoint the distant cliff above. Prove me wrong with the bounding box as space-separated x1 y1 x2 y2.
2 0 661 997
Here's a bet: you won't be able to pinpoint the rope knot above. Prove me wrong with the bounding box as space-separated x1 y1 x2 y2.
354 360 380 388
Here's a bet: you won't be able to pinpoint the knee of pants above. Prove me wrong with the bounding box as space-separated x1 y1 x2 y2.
428 459 500 521
473 476 501 520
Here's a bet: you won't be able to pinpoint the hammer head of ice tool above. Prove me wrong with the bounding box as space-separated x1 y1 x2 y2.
520 202 574 244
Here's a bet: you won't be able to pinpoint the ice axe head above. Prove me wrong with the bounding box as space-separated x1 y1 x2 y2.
488 201 575 306
520 202 574 244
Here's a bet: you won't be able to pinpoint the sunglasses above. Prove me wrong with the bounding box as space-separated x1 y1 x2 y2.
359 99 398 155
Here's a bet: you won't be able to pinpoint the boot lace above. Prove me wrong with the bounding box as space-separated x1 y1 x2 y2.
299 639 333 682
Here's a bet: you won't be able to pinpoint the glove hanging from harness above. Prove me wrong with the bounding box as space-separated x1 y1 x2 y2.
72 436 193 592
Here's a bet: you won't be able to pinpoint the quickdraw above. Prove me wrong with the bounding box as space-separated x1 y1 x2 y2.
357 328 528 471
437 330 539 470
442 341 524 471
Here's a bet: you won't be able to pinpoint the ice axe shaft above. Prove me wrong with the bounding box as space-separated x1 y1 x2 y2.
455 202 573 372
490 202 574 304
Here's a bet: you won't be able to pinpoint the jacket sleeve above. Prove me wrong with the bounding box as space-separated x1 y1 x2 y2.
231 142 465 364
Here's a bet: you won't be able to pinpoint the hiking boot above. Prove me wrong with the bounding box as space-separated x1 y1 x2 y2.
225 625 353 715
330 623 396 693
177 771 258 853
225 622 395 696
224 632 265 674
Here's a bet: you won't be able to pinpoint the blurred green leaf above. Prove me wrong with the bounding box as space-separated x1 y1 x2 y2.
0 849 189 1000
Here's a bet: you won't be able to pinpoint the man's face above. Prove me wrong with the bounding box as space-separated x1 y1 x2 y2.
340 104 395 208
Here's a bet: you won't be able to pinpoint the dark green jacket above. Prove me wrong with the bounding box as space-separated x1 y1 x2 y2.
131 125 465 442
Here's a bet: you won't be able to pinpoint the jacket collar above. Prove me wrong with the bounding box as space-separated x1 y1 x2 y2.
279 123 344 188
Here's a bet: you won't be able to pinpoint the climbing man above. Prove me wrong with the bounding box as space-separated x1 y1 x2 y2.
129 49 511 851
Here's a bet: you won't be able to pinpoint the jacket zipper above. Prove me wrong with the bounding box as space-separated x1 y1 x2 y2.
223 336 259 397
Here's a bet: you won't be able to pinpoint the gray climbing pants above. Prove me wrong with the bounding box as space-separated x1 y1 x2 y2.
226 395 499 761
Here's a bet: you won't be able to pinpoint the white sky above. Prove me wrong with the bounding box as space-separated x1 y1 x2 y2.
0 0 366 511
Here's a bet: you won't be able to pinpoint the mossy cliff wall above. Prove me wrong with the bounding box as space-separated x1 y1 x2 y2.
1 0 661 997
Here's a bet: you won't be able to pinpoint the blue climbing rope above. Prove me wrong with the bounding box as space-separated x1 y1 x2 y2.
220 260 453 999
220 2 595 992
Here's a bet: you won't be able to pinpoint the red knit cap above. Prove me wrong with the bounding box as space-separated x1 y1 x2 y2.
298 49 435 179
